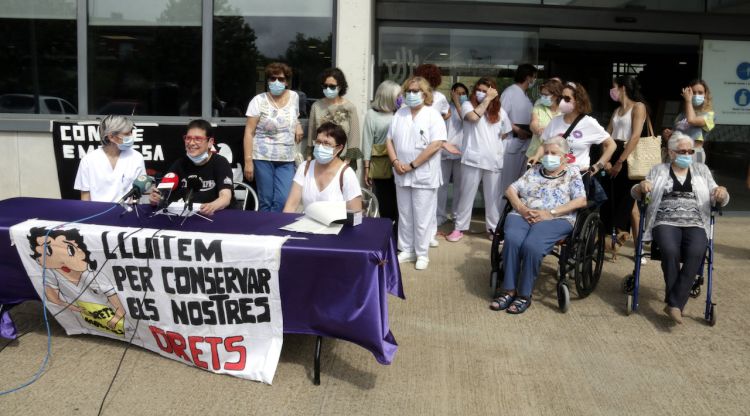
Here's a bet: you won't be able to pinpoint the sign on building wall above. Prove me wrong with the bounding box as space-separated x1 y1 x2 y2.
702 39 750 125
51 122 247 199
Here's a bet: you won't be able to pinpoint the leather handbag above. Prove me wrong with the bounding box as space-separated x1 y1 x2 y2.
368 143 393 179
627 116 661 180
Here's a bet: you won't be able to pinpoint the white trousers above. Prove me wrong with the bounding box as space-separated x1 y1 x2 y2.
396 186 438 257
497 151 527 216
454 165 502 232
437 158 462 223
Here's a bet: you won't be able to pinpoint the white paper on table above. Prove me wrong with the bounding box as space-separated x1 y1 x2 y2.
279 201 346 234
164 201 202 217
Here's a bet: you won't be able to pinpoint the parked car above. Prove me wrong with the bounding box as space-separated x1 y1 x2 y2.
0 93 77 114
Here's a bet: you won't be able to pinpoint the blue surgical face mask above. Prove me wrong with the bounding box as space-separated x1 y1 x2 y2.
476 91 487 103
541 154 561 171
117 135 135 150
268 80 286 96
314 144 336 164
187 151 209 165
674 154 693 168
459 94 469 104
540 95 553 107
405 91 423 108
692 94 705 107
323 87 339 99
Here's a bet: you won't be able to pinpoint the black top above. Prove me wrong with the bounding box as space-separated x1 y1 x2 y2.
167 154 234 204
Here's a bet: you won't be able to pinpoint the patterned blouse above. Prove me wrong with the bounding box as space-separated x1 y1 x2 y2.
509 165 586 226
654 168 703 228
246 91 300 162
307 99 362 161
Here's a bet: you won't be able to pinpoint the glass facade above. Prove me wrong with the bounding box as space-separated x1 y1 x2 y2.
0 0 334 117
0 0 78 114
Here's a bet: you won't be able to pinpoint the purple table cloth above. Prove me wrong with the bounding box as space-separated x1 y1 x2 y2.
0 197 404 364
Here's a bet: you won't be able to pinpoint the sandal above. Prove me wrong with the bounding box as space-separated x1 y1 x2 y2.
506 297 532 314
489 293 514 311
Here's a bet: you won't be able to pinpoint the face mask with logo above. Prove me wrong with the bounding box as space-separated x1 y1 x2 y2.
188 151 209 165
674 154 693 168
540 95 553 107
476 91 487 103
323 87 339 99
314 144 336 164
692 94 705 107
459 94 469 104
609 87 620 102
117 135 135 150
541 154 562 171
405 91 423 108
558 100 575 114
268 80 286 96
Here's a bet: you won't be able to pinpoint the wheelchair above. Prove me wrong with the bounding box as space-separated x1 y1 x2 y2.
489 173 605 313
623 199 719 326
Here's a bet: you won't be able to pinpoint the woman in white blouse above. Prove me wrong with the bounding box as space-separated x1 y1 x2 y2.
283 122 362 213
386 76 447 271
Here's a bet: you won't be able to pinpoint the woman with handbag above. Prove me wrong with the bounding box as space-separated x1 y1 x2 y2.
602 75 649 245
363 80 402 227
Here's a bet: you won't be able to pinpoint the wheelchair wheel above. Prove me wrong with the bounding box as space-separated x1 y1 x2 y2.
625 294 634 316
557 282 570 313
574 212 605 298
622 274 635 294
690 277 703 298
707 304 717 327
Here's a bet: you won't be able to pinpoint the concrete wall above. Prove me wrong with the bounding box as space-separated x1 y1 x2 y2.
0 131 61 201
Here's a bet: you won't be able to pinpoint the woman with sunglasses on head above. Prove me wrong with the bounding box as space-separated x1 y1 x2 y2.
662 79 715 164
284 122 362 213
386 76 447 271
446 77 512 242
307 67 362 168
243 62 304 212
632 132 728 324
74 115 145 202
601 75 649 246
535 82 616 179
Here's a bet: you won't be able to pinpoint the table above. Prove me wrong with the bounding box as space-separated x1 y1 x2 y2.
0 197 403 382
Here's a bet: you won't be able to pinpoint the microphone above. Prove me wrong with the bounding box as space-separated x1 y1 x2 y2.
119 174 154 206
183 175 203 212
156 172 180 210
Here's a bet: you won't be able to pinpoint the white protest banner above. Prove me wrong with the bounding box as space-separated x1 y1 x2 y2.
10 220 287 384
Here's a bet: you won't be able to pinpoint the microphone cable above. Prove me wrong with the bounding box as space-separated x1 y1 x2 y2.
96 227 163 416
0 203 139 396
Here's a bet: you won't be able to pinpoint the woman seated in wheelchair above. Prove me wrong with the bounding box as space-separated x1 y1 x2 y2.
631 132 729 324
283 122 362 213
491 136 587 314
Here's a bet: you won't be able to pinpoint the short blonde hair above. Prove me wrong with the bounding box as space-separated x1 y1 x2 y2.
401 76 433 106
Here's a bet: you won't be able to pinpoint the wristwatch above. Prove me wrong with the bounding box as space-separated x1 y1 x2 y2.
550 209 558 217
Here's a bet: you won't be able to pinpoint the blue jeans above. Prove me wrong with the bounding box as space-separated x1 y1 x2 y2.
501 214 573 297
254 160 295 212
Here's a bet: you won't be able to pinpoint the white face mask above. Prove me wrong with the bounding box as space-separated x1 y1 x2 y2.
476 91 487 103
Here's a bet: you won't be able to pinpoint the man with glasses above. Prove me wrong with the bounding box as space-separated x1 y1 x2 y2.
149 119 233 215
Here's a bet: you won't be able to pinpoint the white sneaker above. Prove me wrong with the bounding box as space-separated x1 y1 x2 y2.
415 256 429 270
398 251 417 263
430 237 439 247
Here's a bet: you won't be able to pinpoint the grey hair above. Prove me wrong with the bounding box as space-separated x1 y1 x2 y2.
667 131 693 151
100 115 134 145
371 80 401 113
544 135 570 155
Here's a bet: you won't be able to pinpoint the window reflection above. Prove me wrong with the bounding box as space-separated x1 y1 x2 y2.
0 3 77 115
88 0 202 116
213 0 333 118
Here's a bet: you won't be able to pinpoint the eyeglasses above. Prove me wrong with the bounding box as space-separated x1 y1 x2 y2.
183 135 210 143
268 76 286 82
405 89 421 94
560 96 573 102
672 149 696 155
313 140 337 148
322 84 338 90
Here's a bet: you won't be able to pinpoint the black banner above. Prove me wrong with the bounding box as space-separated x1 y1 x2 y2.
51 121 246 199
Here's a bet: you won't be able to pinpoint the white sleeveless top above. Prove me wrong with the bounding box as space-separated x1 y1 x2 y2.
611 106 633 142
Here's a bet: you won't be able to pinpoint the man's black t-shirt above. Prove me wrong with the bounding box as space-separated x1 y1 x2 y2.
167 154 234 204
